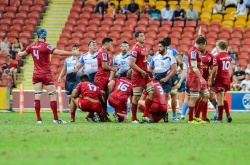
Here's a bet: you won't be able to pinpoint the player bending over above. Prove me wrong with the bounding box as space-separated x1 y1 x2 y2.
18 28 81 124
138 77 168 123
211 40 232 123
70 74 106 122
108 69 133 122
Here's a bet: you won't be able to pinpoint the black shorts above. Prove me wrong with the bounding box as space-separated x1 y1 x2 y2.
65 81 79 95
88 72 96 84
154 72 172 93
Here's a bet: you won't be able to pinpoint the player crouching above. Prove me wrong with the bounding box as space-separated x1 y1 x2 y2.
70 74 107 122
108 69 133 122
138 76 168 123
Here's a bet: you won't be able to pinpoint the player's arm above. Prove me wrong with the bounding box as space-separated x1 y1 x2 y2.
108 79 115 92
18 50 29 57
140 92 147 101
129 57 145 74
58 67 67 82
192 60 204 80
102 61 117 72
71 89 80 98
160 64 177 82
211 66 218 85
53 49 81 56
178 68 186 85
73 62 84 72
176 55 183 70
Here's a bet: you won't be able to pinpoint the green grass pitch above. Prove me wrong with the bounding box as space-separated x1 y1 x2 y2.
0 112 250 165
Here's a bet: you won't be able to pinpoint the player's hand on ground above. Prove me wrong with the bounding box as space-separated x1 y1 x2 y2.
141 71 147 78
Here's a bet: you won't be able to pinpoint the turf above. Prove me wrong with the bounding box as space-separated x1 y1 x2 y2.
0 112 250 165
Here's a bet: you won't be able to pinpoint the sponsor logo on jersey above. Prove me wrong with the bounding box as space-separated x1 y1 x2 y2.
191 51 196 59
102 53 107 61
213 59 217 65
47 45 54 50
242 93 250 110
131 51 137 58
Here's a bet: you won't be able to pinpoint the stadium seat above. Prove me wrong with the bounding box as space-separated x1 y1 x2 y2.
150 20 160 27
182 32 194 39
203 1 215 8
220 27 232 33
173 21 185 27
162 21 172 27
104 14 114 21
31 5 44 13
137 20 149 27
234 20 246 27
206 32 218 39
223 14 234 21
84 32 96 39
185 21 196 27
172 27 183 33
113 20 125 26
198 21 209 27
109 32 120 40
219 32 231 39
26 19 38 26
140 14 150 21
81 6 94 14
233 27 244 34
226 7 236 14
210 21 221 28
77 19 89 26
70 6 81 13
86 25 98 33
222 20 234 27
206 44 214 52
19 32 32 40
6 6 17 13
236 14 247 21
10 25 22 33
208 26 220 33
0 0 8 6
96 32 108 39
212 14 223 22
183 27 195 33
89 19 101 26
3 13 15 19
229 39 241 46
91 14 102 21
159 26 171 33
22 26 35 33
180 38 192 46
65 19 76 26
99 26 111 33
79 13 91 20
123 27 134 33
68 13 79 20
232 32 243 39
145 33 157 39
144 38 155 46
125 20 137 28
16 13 28 19
28 12 40 19
200 14 211 22
85 1 95 8
169 33 181 39
12 19 24 26
101 20 113 26
116 14 126 21
127 13 138 21
135 26 147 33
109 26 122 33
120 32 133 40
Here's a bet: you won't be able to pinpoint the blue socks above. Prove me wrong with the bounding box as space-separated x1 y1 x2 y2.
210 99 218 117
181 102 189 116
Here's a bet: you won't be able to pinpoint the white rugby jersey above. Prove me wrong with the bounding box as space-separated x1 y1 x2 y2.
64 56 79 74
113 52 131 75
150 53 177 74
79 52 98 74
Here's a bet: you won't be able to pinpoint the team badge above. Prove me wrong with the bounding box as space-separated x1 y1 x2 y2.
131 51 137 58
102 53 107 61
47 45 54 50
191 51 196 59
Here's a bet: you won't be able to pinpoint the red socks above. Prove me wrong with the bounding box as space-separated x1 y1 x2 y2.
194 100 199 115
188 107 194 121
144 98 153 117
195 100 207 118
224 100 230 117
131 103 137 121
138 105 145 113
202 103 208 121
218 105 224 121
70 112 75 120
34 100 42 121
50 101 58 120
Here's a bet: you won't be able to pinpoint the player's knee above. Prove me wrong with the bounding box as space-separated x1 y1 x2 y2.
48 90 56 95
35 91 43 95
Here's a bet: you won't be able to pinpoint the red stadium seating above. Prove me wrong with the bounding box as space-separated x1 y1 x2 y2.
116 14 126 21
174 21 185 27
101 20 113 26
123 27 134 33
147 26 159 33
185 21 196 27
